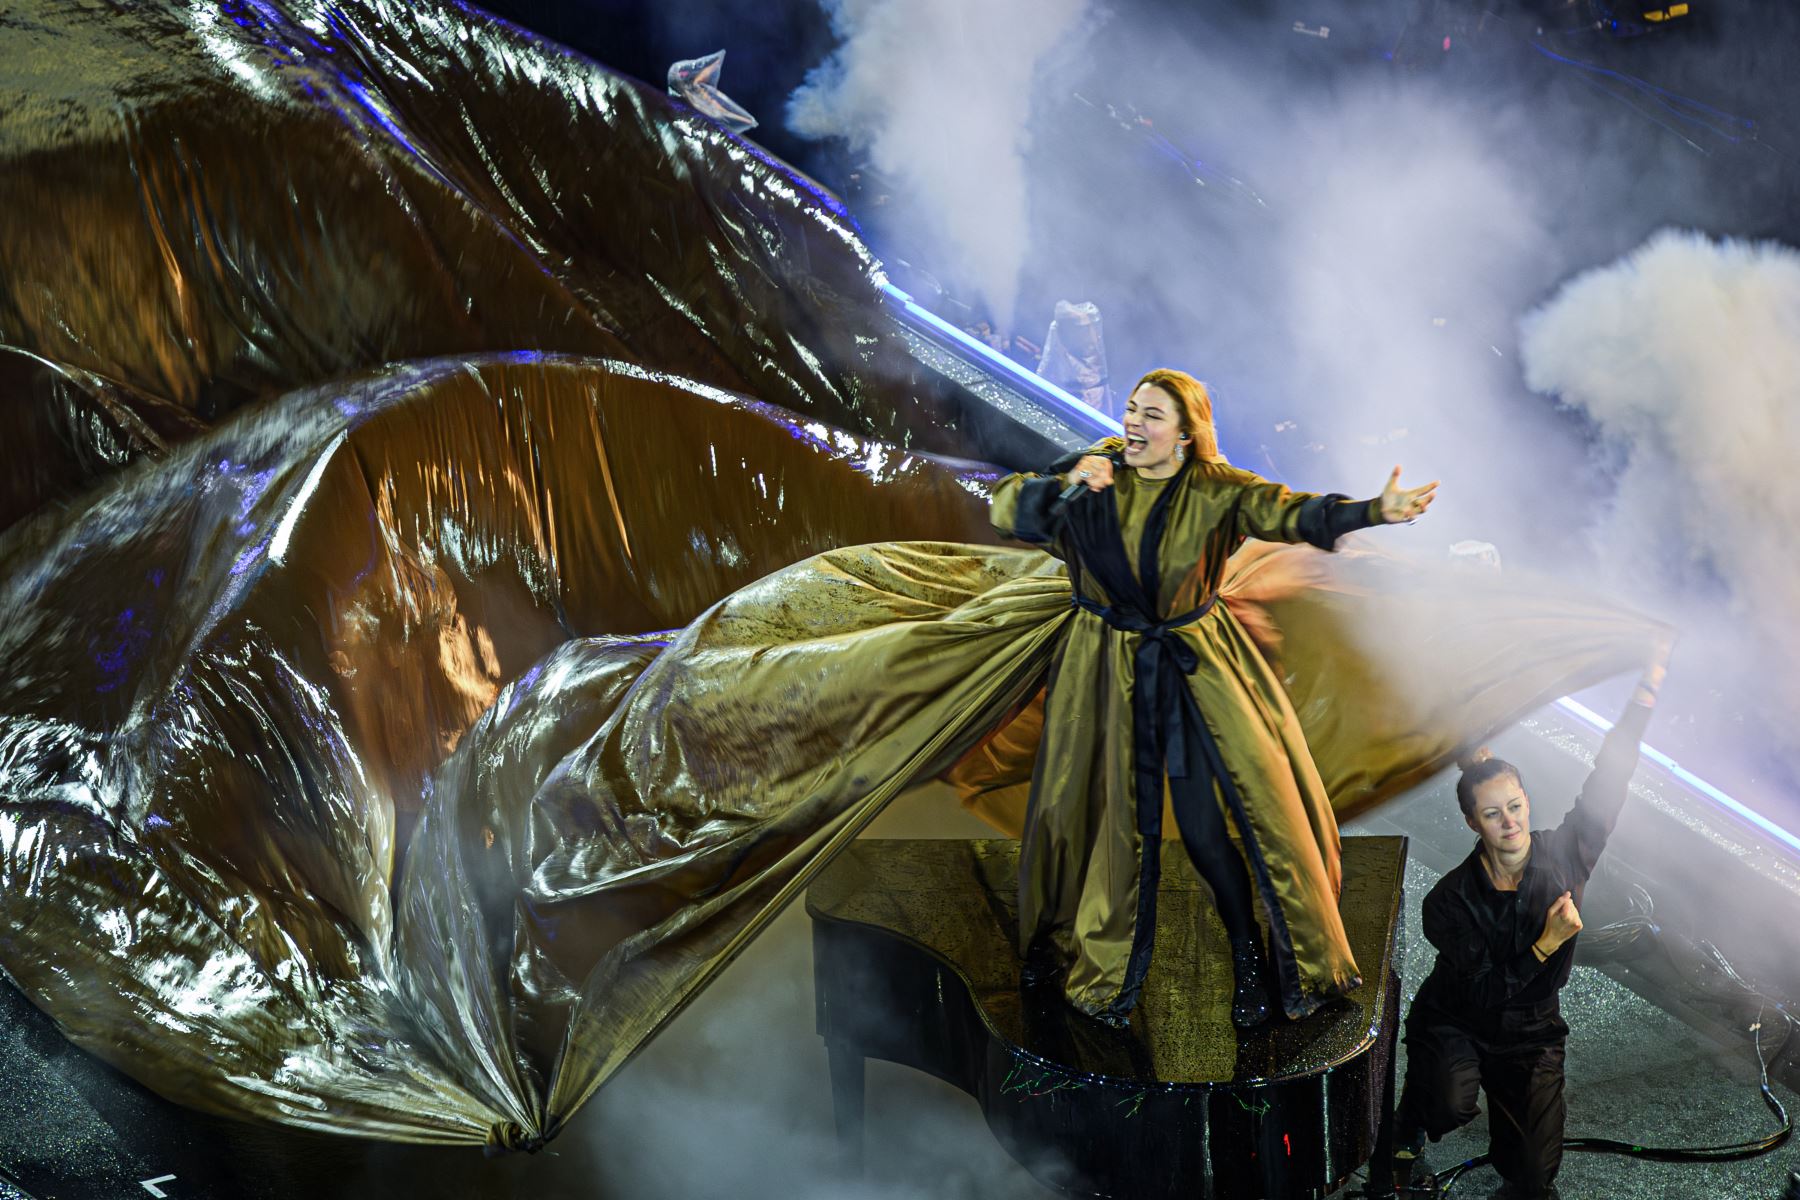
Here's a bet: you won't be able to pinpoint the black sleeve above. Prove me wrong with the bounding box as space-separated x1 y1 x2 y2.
1421 887 1554 1009
1555 699 1653 883
1007 440 1123 545
1292 494 1382 551
1005 476 1066 544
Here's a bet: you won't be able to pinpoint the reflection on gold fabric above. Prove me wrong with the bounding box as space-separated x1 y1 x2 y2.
0 354 1004 1144
0 0 970 529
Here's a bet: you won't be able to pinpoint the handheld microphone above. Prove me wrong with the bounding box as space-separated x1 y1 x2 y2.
1056 449 1125 509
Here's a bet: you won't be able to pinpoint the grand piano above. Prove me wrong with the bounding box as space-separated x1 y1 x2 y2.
806 837 1408 1199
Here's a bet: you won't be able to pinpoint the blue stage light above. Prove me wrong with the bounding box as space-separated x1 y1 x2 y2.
1557 697 1800 857
878 281 1124 438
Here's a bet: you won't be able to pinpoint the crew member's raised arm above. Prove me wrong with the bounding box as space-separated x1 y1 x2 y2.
1564 635 1672 879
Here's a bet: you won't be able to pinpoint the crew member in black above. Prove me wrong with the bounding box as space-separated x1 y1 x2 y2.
1392 637 1670 1199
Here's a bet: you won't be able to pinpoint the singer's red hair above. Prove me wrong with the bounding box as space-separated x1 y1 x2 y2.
1130 369 1225 463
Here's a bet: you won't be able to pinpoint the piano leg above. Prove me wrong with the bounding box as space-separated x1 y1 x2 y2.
826 1040 866 1168
1364 968 1402 1196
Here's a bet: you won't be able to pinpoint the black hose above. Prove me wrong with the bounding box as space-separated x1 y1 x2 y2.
1433 1000 1794 1193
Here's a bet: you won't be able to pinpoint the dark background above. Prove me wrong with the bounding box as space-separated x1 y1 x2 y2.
480 0 1800 247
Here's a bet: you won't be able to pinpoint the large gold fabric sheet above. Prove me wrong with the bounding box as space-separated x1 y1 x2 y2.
0 353 1661 1144
0 0 1665 1152
0 357 1010 1144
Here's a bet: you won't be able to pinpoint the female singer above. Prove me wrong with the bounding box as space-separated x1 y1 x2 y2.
991 368 1436 1027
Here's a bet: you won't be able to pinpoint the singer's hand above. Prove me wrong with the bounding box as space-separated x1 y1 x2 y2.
1064 455 1115 493
1378 466 1438 524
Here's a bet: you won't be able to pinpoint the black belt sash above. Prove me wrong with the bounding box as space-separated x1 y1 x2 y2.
1069 591 1225 1020
1069 593 1212 789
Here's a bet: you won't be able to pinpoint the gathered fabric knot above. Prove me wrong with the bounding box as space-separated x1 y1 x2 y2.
484 1119 550 1156
1071 592 1216 783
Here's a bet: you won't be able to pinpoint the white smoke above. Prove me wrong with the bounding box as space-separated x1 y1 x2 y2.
786 0 1091 331
1244 82 1564 502
569 785 1058 1198
1006 37 1607 537
1520 228 1800 738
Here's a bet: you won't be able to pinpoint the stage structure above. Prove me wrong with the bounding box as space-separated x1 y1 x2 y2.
809 838 1408 1200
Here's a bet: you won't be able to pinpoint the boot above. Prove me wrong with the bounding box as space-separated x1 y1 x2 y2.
1228 936 1271 1029
1391 1138 1437 1195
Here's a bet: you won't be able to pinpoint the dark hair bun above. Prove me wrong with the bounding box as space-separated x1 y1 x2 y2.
1457 746 1495 772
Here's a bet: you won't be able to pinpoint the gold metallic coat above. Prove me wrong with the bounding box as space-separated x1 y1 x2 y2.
0 356 1660 1144
992 462 1370 1016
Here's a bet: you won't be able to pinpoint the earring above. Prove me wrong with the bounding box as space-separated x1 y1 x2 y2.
1175 445 1185 462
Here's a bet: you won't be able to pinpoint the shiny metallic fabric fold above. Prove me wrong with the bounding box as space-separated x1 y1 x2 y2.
0 354 1003 1143
1 0 965 529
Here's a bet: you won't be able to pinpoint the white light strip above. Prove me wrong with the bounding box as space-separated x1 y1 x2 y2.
1555 697 1800 857
878 281 1125 438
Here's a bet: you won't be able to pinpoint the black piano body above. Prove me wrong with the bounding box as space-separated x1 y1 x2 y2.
806 836 1408 1199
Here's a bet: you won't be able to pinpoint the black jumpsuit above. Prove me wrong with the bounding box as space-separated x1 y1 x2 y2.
1397 700 1652 1197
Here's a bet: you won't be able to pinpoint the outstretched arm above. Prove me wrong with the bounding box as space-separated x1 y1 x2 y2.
1563 633 1674 879
1234 465 1436 551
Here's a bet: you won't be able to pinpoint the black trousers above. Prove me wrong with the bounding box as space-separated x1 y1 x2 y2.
1167 767 1257 947
1396 1004 1569 1198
